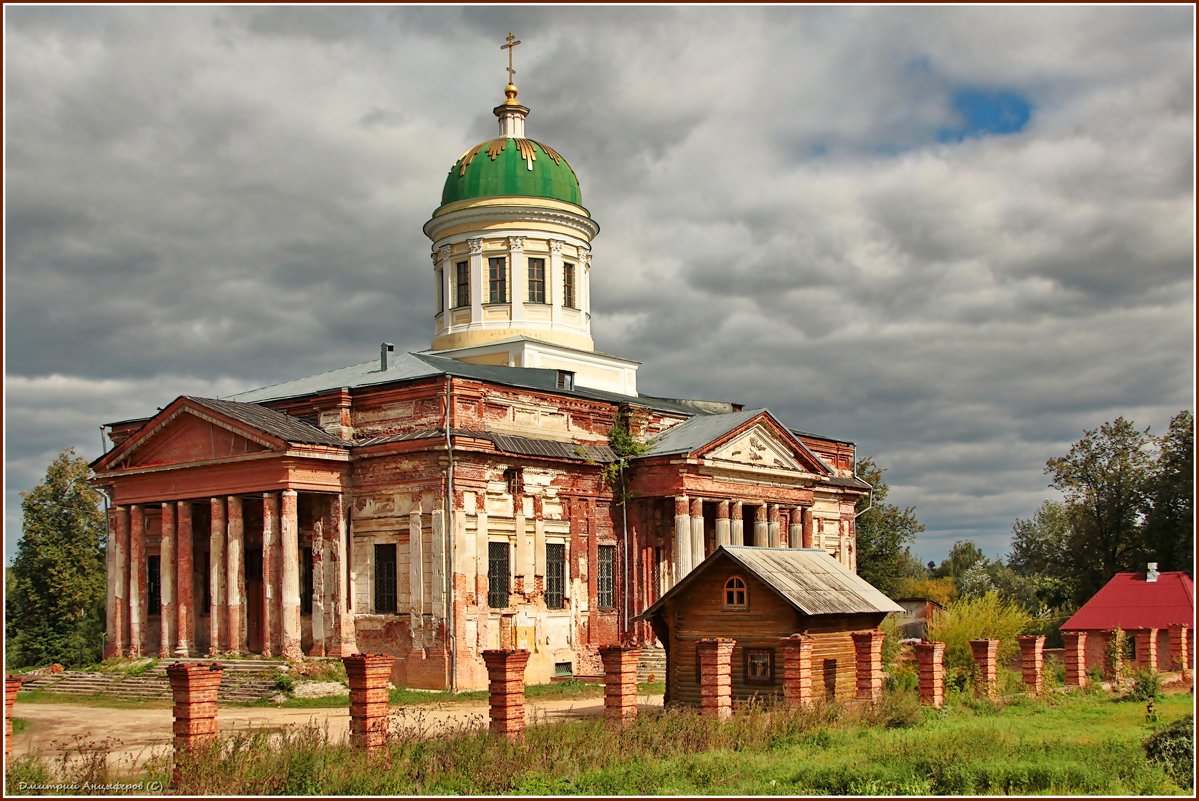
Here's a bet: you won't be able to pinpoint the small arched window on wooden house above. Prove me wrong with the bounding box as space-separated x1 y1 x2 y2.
724 576 748 609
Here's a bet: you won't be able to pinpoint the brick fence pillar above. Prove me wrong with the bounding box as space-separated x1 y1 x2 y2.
780 634 813 708
851 630 884 702
343 653 394 751
1061 631 1087 688
696 638 735 719
6 674 23 761
1019 635 1045 694
1134 629 1158 671
913 641 946 708
166 662 223 754
1168 624 1189 673
599 645 641 724
970 639 999 698
482 649 530 740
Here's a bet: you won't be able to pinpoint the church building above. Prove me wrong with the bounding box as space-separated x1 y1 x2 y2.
91 40 871 691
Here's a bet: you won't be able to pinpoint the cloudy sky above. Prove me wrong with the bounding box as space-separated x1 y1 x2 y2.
4 5 1194 566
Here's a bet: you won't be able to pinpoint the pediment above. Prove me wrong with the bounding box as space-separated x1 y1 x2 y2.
108 407 278 470
703 424 804 471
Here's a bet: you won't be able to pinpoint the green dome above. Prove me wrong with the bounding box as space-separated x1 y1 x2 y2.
441 137 582 207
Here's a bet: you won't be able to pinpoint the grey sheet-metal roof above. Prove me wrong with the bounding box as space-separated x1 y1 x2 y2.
224 352 444 403
638 545 903 621
352 427 616 463
185 397 349 448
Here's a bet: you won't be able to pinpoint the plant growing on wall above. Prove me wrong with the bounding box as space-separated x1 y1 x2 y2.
604 412 648 505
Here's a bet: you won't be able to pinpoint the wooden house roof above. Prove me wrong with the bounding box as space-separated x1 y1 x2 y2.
638 545 903 621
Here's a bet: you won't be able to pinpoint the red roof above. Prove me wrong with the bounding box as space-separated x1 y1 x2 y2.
1062 571 1194 631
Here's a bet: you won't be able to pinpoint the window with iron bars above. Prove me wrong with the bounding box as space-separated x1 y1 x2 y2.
488 541 511 608
597 544 615 610
374 543 397 613
545 543 566 609
147 555 161 615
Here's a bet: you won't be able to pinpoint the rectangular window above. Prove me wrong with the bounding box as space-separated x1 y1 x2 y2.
563 262 576 308
545 543 566 609
488 257 507 303
528 257 546 303
455 261 470 308
488 541 510 608
201 561 210 614
374 543 398 613
745 648 776 685
597 544 615 610
147 555 161 615
437 267 445 313
300 550 313 615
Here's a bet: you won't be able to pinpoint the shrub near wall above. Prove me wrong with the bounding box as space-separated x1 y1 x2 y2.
928 593 1032 675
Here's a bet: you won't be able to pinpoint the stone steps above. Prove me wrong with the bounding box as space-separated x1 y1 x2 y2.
17 666 282 703
637 645 666 684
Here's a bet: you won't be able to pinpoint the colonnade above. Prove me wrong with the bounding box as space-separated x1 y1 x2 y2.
105 490 354 661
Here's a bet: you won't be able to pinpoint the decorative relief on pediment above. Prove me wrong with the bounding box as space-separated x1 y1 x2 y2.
706 424 803 472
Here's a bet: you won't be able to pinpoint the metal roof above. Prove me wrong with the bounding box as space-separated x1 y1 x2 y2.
638 545 903 621
1061 571 1193 631
352 427 615 463
184 397 349 448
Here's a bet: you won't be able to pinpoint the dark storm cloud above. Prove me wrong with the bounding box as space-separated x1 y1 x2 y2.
4 6 1193 566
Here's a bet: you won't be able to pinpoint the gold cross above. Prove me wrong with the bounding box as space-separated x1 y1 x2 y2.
501 32 521 83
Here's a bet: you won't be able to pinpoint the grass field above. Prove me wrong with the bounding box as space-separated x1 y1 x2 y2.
6 687 1191 795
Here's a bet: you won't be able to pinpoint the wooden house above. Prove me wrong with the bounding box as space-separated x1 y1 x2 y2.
637 545 902 706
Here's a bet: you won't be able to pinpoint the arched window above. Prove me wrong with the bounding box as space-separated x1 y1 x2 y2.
724 576 747 609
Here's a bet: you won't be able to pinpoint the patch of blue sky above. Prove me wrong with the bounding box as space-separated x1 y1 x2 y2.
938 88 1033 142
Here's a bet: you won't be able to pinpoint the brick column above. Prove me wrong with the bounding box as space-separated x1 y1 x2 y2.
768 504 781 547
730 501 744 546
107 506 129 658
129 504 146 657
852 630 884 702
329 494 355 657
696 638 735 719
753 504 768 548
482 649 530 739
261 493 279 658
673 496 690 581
166 662 223 753
690 497 705 569
715 501 731 547
208 498 226 656
6 674 22 760
788 507 803 548
801 507 814 549
780 634 813 707
343 653 394 751
970 639 998 698
599 645 641 723
1061 631 1087 688
1168 624 1189 672
280 490 302 660
159 502 176 658
1019 634 1045 694
226 496 246 656
175 502 194 657
1134 629 1158 671
913 641 946 708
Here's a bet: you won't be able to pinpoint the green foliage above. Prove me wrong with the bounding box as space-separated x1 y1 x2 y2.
878 613 905 671
274 674 296 693
1125 668 1162 702
6 449 107 669
602 412 648 504
927 592 1032 674
893 576 956 606
853 457 927 597
1143 411 1193 574
1144 714 1194 789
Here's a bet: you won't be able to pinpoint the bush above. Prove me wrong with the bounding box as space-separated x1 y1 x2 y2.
1143 714 1193 788
885 663 918 693
274 674 296 694
1125 668 1162 702
927 592 1032 674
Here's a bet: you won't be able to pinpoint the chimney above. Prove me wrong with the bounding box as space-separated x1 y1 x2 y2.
380 342 395 371
1146 562 1159 582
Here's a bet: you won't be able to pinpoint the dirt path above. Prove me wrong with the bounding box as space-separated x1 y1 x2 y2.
11 693 664 771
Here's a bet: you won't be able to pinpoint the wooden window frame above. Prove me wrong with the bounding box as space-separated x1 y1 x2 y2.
528 257 546 303
745 647 775 685
454 261 470 308
563 262 576 308
723 575 748 609
488 257 508 304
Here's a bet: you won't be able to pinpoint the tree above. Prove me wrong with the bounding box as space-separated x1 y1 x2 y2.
1045 416 1153 602
1143 410 1193 575
853 457 926 597
1007 499 1078 610
933 539 986 582
5 448 107 668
